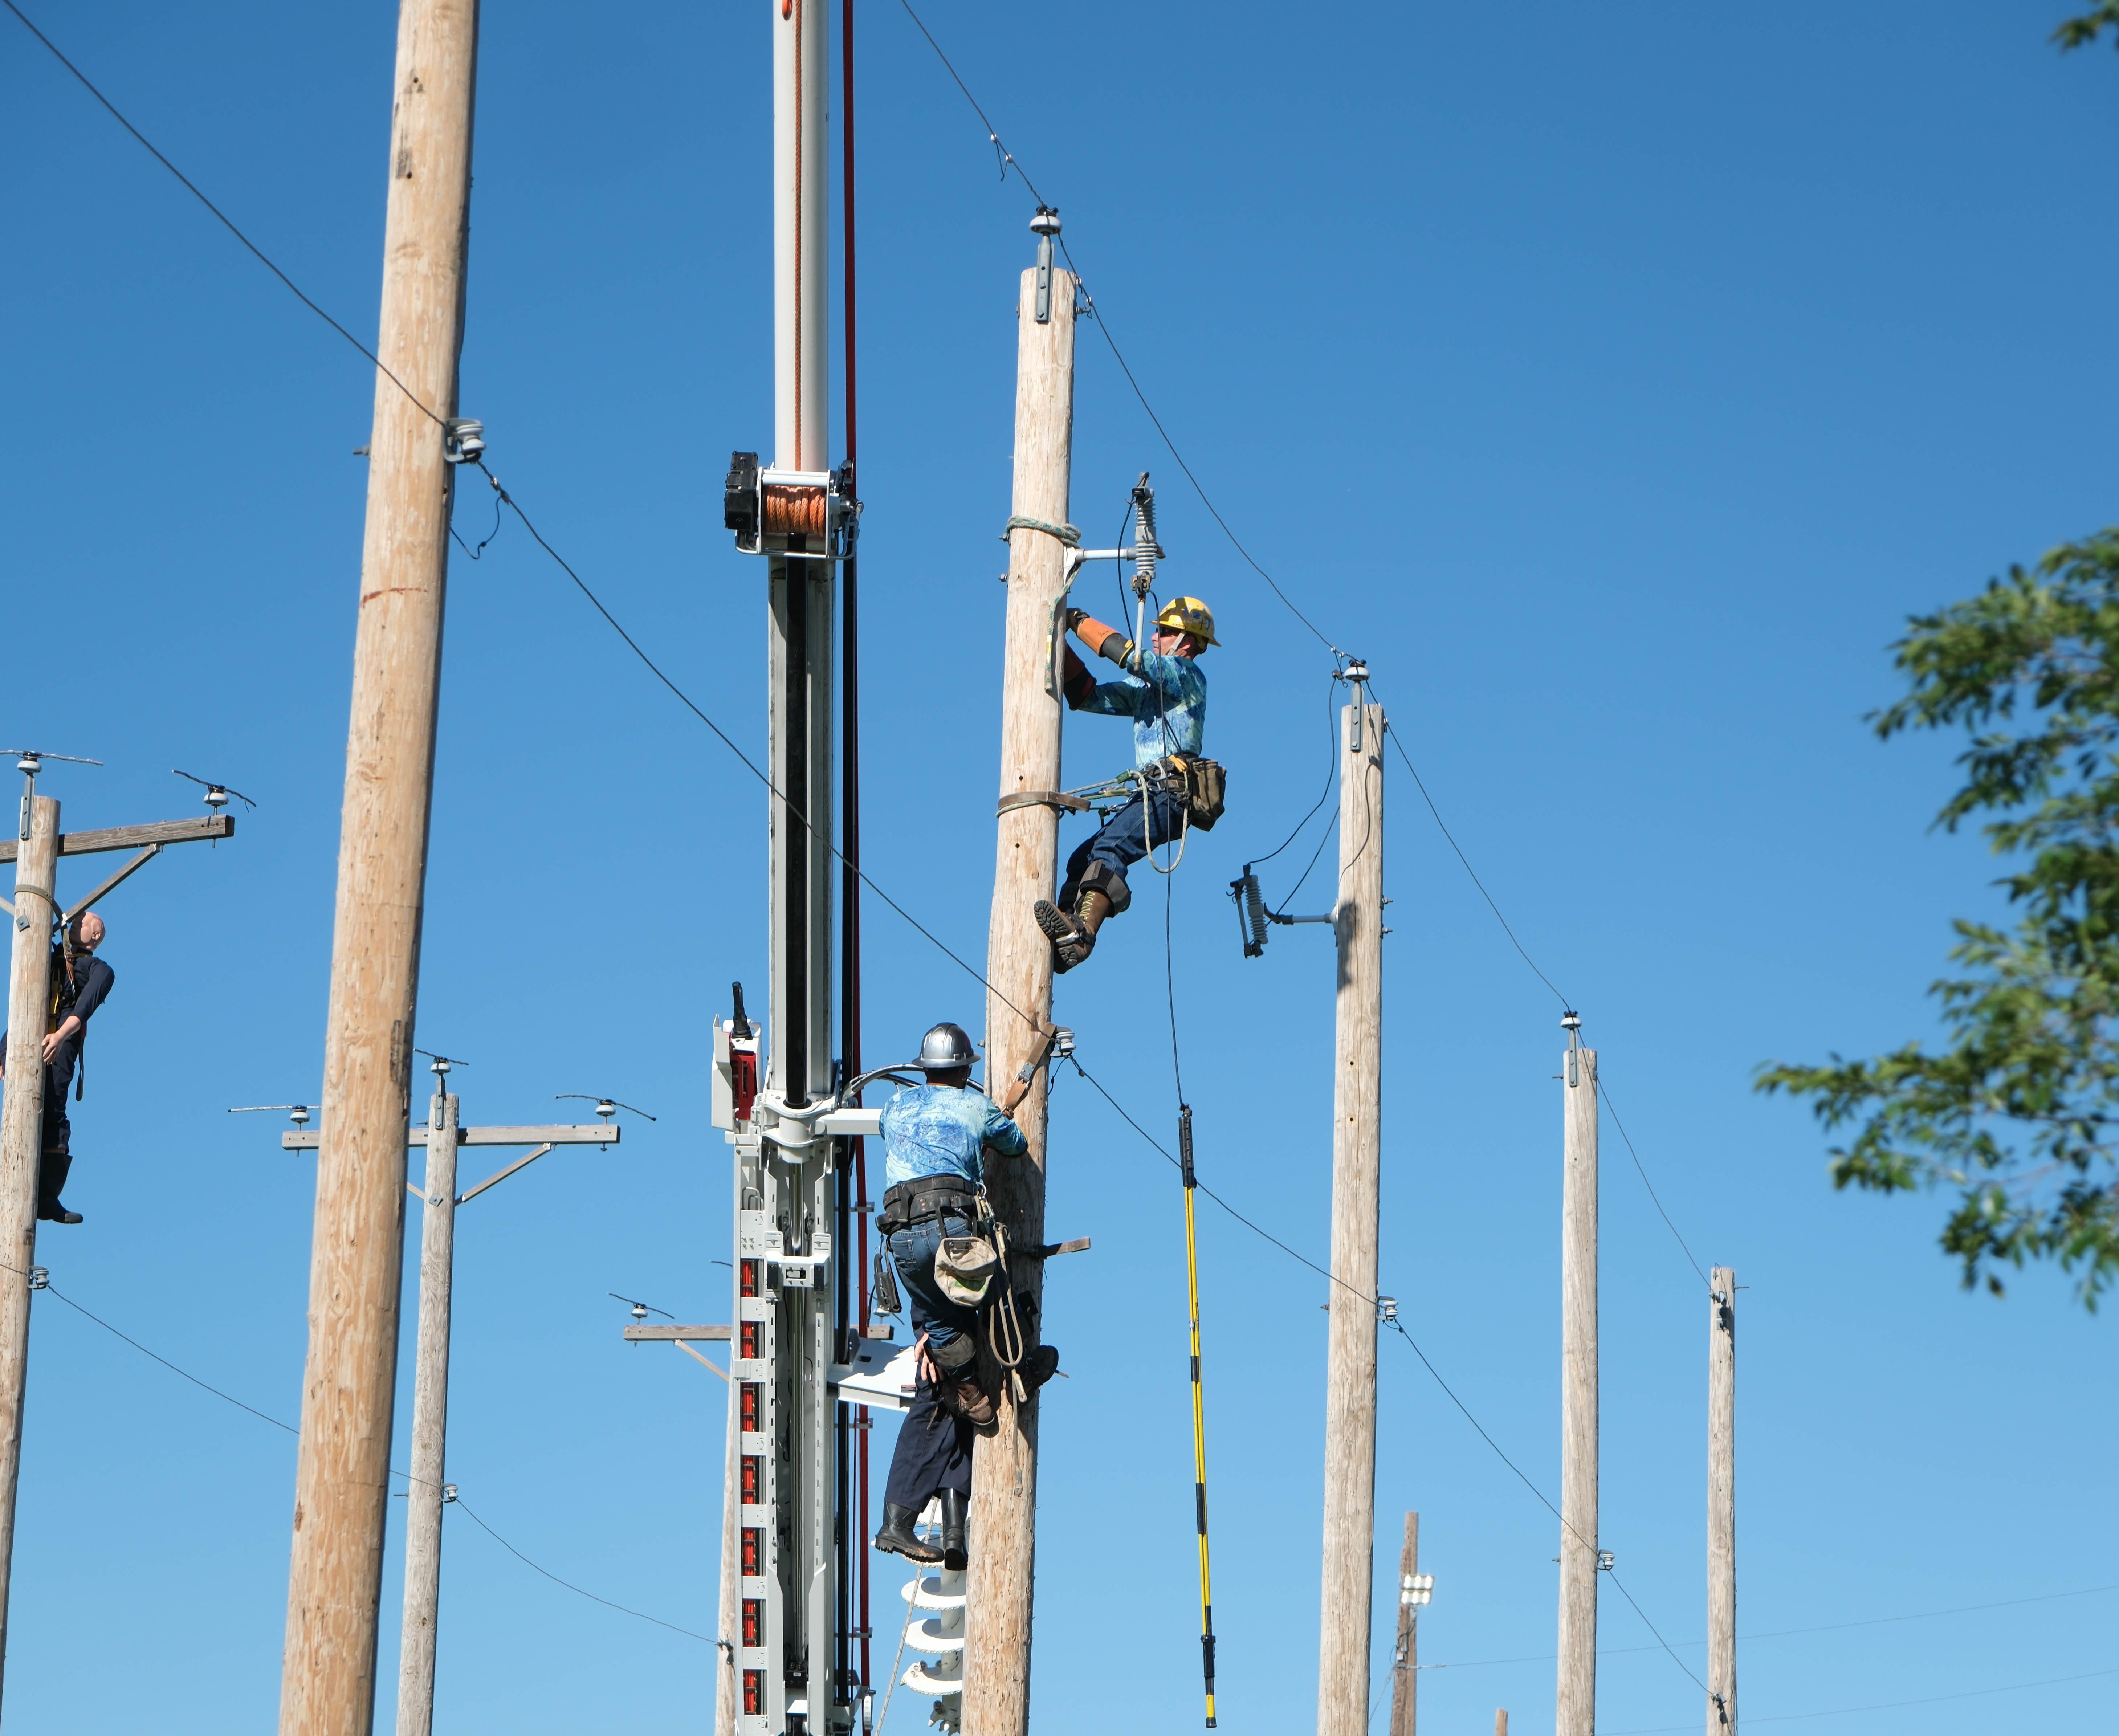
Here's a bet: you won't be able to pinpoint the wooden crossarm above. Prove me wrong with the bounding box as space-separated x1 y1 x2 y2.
0 815 234 861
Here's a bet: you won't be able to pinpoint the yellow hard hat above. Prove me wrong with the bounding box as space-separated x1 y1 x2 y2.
1155 596 1219 648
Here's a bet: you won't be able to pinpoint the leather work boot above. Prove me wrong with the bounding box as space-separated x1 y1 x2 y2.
873 1503 943 1564
1020 1344 1061 1392
939 1489 969 1571
1035 888 1113 974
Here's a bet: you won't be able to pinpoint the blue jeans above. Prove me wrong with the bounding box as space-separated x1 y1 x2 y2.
885 1213 981 1361
1063 785 1188 916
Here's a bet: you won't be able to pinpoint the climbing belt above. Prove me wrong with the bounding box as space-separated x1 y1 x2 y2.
1178 1104 1218 1727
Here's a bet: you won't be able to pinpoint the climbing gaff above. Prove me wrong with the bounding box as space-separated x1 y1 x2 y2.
1178 1104 1218 1728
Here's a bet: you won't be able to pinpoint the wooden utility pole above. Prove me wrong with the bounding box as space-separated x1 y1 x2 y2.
395 1082 459 1736
1387 1512 1420 1736
0 770 232 1707
1496 1712 1509 1736
1707 1266 1737 1735
1556 1026 1598 1736
1319 672 1385 1736
964 217 1076 1736
279 2 480 1730
0 787 58 1709
269 1103 615 1736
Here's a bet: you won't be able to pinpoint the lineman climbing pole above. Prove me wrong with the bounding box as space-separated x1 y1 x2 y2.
1556 1019 1598 1736
965 209 1076 1736
1318 671 1385 1736
0 761 232 1706
279 3 480 1731
1706 1267 1737 1735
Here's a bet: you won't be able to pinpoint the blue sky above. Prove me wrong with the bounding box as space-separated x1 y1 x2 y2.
3 0 2117 1731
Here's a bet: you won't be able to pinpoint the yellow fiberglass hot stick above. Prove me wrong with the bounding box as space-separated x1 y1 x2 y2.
1179 1104 1218 1726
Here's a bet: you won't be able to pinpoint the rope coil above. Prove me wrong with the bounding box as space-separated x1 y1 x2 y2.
999 515 1080 547
762 484 830 537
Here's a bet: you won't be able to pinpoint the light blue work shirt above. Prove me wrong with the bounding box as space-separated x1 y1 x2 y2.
880 1082 1028 1191
1075 647 1207 769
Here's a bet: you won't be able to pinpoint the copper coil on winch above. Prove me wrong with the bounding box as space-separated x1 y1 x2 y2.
761 484 828 538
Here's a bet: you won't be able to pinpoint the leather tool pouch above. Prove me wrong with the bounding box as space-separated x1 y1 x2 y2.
1163 754 1227 831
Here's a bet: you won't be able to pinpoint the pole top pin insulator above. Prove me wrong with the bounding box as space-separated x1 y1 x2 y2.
1560 1010 1582 1032
1029 207 1061 237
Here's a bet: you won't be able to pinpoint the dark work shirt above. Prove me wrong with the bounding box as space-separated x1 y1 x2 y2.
4 953 114 1086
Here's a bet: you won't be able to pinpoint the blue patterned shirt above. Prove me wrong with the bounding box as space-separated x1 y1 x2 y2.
880 1083 1028 1190
1075 647 1207 769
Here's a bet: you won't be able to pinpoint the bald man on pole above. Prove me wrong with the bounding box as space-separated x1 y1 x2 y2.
0 912 113 1225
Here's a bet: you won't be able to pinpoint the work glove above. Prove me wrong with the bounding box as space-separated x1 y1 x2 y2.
1062 646 1096 710
1072 612 1132 665
1064 607 1089 633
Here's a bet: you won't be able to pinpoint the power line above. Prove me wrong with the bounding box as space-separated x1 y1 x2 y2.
1 0 443 428
892 0 1048 206
3 0 1038 1044
474 464 1038 1035
1421 1580 2119 1671
30 1265 714 1647
1598 1663 2119 1734
890 0 1340 661
42 1280 297 1439
1065 1061 1704 1695
453 1501 717 1646
1368 698 1571 1010
1597 1075 1710 1289
1244 669 1345 870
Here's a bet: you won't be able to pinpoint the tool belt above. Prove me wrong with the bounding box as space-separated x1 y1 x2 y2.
877 1177 981 1238
1143 754 1227 832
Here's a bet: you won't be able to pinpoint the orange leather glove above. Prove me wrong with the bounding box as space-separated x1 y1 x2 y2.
1062 645 1096 709
1071 612 1129 663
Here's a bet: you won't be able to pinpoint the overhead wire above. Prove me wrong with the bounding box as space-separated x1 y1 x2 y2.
1597 1075 1711 1289
1 0 1039 1044
1368 688 1571 1010
27 0 1723 1698
1421 1579 2119 1672
1064 1057 1705 1695
469 462 1040 1033
1244 668 1346 871
1597 1663 2119 1735
26 1262 717 1647
0 0 445 429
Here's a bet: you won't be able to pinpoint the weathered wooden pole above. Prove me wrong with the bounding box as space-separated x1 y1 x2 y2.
279 3 479 1730
0 785 59 1704
1556 1026 1598 1736
1706 1266 1737 1735
1495 1712 1509 1736
1318 677 1384 1736
963 216 1076 1736
1387 1512 1419 1736
394 1082 460 1736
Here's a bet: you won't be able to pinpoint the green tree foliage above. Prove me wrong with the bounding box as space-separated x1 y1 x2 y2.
1758 9 2119 1304
1759 537 2119 1303
2055 2 2119 50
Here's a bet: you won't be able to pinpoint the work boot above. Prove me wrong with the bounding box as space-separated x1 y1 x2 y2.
938 1489 969 1571
1035 888 1113 974
873 1503 943 1565
1020 1344 1060 1392
36 1204 81 1226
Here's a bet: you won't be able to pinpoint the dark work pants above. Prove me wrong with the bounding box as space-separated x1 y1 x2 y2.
881 1295 975 1513
1061 785 1188 912
36 1063 72 1213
